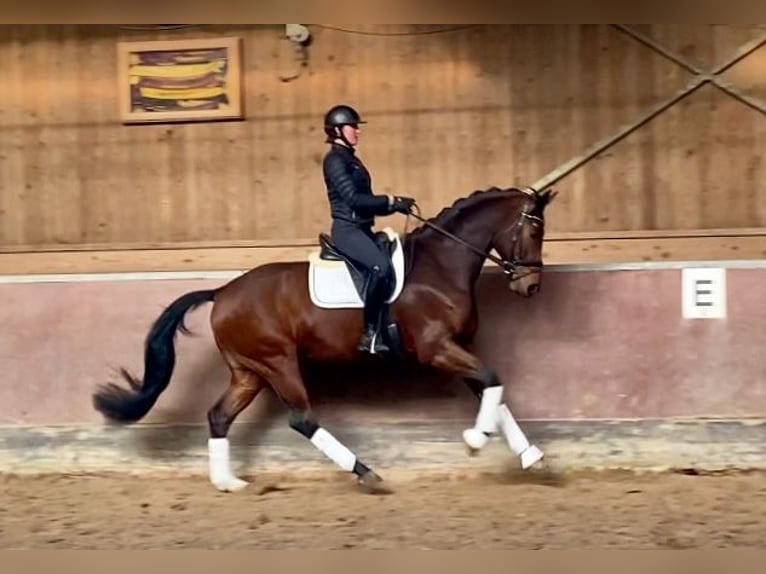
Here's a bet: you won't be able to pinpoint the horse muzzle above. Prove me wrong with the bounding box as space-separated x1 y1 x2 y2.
506 264 542 297
525 282 540 296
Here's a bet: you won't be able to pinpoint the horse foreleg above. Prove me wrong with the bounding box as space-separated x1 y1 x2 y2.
457 376 500 449
207 368 263 492
430 341 544 469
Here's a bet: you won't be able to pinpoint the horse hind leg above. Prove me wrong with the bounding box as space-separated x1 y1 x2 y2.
267 353 391 494
207 367 264 492
288 408 390 494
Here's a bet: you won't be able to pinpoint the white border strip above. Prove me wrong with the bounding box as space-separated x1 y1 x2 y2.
478 259 766 274
545 259 766 272
0 270 246 284
0 260 764 284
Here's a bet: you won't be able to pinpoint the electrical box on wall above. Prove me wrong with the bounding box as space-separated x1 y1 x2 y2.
681 268 727 319
285 24 310 43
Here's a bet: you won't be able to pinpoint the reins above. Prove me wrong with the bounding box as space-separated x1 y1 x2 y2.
406 206 516 273
403 192 544 279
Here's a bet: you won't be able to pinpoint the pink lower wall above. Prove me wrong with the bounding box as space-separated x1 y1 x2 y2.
1 266 764 428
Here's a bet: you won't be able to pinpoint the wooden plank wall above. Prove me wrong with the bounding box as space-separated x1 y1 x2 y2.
0 24 764 268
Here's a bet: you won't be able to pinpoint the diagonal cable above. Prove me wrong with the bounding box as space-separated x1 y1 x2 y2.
532 25 766 191
615 25 766 113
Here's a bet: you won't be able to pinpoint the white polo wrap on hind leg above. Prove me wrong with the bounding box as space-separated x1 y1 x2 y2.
310 427 357 472
462 385 504 450
208 437 248 491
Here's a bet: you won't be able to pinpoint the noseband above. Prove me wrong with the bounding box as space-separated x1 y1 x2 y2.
502 210 544 281
406 192 544 281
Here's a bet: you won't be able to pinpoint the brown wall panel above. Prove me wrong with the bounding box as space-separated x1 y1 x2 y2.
0 25 764 253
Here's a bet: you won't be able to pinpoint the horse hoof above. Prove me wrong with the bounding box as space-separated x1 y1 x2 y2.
520 445 544 469
462 428 489 452
357 470 392 495
464 443 480 457
212 477 249 492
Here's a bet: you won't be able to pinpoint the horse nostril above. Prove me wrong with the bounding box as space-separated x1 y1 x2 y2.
527 283 540 296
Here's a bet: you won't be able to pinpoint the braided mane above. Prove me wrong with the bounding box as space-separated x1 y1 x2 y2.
406 185 534 239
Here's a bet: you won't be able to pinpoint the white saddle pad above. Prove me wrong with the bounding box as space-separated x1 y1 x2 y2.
307 228 406 309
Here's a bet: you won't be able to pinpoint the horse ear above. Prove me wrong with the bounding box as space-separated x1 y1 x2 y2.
547 189 558 202
540 188 558 206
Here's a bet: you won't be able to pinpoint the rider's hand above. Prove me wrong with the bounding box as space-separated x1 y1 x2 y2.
391 196 416 214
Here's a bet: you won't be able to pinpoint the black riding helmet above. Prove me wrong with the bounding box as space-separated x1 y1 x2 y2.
324 104 366 145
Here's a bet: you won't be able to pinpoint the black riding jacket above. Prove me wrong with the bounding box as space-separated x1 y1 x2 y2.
323 143 392 227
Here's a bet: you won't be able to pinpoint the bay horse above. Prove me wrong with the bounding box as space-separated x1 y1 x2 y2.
92 185 557 493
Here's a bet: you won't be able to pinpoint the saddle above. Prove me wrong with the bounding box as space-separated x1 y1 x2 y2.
317 232 397 300
307 228 407 355
319 232 397 262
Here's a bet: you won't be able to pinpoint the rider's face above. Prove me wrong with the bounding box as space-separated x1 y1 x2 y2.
341 124 360 146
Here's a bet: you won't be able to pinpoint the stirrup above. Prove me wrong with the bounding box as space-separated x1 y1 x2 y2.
358 328 389 354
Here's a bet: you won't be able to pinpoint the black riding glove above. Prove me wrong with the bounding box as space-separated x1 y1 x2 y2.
391 196 416 214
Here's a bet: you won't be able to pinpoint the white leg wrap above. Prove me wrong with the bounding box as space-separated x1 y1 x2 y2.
497 403 530 455
497 404 543 469
497 403 544 469
310 427 357 472
208 438 248 492
475 385 504 433
462 385 503 450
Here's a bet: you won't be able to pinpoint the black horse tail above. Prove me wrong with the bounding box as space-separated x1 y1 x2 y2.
92 288 217 424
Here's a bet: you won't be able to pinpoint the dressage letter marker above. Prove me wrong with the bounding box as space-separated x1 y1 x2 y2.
682 268 727 319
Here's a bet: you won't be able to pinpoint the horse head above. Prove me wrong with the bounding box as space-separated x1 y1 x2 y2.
406 185 558 299
491 187 557 297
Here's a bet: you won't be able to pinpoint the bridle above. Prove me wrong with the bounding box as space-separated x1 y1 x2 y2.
405 188 545 281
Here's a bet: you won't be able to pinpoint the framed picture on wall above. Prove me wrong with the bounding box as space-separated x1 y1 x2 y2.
116 36 244 124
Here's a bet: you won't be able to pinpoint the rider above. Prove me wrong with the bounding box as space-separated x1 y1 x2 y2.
321 103 416 354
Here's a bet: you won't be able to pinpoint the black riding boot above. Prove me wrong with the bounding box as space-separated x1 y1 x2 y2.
358 266 390 354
